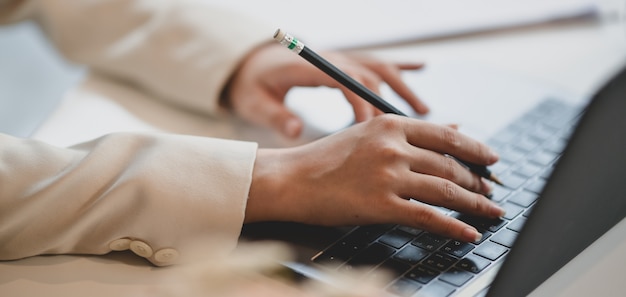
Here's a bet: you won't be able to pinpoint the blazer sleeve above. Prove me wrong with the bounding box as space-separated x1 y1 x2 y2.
0 132 258 266
0 0 275 116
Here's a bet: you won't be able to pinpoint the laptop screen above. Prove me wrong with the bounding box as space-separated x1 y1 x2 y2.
486 65 626 296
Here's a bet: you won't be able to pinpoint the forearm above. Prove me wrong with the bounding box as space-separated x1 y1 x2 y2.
0 132 257 266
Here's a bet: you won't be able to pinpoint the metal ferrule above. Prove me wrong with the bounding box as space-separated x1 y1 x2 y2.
278 32 305 54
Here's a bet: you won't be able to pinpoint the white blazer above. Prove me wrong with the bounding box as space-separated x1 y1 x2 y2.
0 0 275 266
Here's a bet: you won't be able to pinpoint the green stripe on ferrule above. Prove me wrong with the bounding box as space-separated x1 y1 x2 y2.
288 38 298 50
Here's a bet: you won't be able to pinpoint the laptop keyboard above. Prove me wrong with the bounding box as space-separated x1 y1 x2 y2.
311 98 583 297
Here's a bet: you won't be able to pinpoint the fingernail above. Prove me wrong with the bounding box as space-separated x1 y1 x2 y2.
492 204 506 218
419 105 430 114
463 227 482 243
482 180 493 195
488 148 499 163
283 118 301 138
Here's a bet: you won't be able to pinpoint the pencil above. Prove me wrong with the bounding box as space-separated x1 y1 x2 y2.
273 29 503 186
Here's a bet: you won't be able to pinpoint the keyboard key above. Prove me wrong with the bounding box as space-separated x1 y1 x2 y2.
489 160 512 175
540 166 555 179
500 173 527 189
514 163 543 178
490 229 518 248
501 202 524 220
513 137 539 153
507 217 527 232
531 126 558 142
347 242 395 267
313 243 356 266
407 265 439 284
474 242 508 261
457 214 506 233
456 254 491 273
396 225 423 236
387 278 421 297
314 225 395 266
378 259 411 277
394 245 429 265
423 252 458 271
349 225 394 244
442 240 475 258
379 229 414 249
312 252 345 267
440 268 474 287
523 205 535 217
525 178 547 194
530 150 558 166
490 185 511 203
500 148 526 163
508 190 538 207
412 233 448 252
544 138 568 154
510 117 536 132
420 280 456 297
475 230 492 244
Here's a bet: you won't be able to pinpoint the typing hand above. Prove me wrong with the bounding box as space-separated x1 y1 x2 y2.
246 115 505 243
223 43 428 138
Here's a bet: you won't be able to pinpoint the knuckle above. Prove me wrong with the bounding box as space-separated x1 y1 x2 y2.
438 180 458 204
412 206 436 228
471 194 489 213
410 207 457 238
470 176 484 193
373 62 395 75
374 143 404 163
440 126 462 150
361 71 380 86
441 217 457 237
372 114 402 131
442 157 460 181
376 167 399 187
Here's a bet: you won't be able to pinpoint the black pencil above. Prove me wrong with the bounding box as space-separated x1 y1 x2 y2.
273 29 503 186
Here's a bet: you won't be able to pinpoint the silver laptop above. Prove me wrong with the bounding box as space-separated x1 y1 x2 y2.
242 63 626 297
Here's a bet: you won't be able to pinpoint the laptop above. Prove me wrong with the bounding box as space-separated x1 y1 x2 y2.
242 63 626 296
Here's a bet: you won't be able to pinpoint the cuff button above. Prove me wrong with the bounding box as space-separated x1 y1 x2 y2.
154 248 179 264
129 240 153 258
109 238 131 251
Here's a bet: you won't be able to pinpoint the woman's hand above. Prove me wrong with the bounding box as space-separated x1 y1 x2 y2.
246 115 505 243
223 43 428 138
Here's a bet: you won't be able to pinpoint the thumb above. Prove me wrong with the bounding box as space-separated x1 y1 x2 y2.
279 115 303 139
254 99 303 139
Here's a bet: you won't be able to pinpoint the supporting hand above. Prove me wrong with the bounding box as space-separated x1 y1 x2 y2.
223 43 428 138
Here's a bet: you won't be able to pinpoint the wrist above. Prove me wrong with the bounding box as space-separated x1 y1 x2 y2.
245 148 293 223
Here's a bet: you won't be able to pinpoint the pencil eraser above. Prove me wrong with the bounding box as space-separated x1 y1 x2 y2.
273 29 285 42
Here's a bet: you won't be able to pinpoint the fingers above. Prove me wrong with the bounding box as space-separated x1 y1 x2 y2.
400 119 499 165
340 88 375 122
391 198 484 243
398 173 504 218
338 67 381 122
239 92 304 138
365 62 429 115
395 62 426 70
316 52 428 119
405 147 492 195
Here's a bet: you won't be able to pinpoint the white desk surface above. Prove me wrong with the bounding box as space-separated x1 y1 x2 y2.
2 6 626 297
